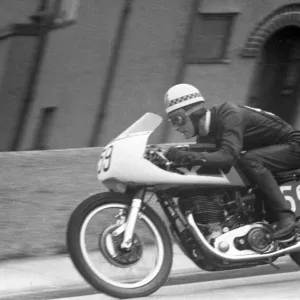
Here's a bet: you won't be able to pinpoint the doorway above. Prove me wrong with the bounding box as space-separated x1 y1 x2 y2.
248 26 300 125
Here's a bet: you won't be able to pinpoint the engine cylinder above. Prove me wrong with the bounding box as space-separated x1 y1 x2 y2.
178 195 224 224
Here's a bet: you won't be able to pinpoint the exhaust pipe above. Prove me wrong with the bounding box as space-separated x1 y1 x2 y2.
187 213 300 262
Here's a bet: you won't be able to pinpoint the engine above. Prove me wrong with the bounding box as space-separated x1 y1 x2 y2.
177 188 252 242
177 188 276 254
144 145 273 254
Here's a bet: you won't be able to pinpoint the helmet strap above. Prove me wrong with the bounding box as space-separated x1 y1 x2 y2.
203 110 211 135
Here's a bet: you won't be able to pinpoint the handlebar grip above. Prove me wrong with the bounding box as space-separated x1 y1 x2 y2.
170 162 193 169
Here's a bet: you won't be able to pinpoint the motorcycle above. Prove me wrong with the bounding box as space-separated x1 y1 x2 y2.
67 112 300 299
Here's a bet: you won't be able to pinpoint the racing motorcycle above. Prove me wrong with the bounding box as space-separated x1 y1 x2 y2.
67 112 300 299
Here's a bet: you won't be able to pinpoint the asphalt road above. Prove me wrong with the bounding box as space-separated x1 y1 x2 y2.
53 271 300 300
7 261 300 300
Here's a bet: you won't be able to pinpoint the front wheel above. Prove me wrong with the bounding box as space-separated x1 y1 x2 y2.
67 192 173 299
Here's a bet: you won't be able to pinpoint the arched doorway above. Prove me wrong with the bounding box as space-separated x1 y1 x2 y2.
249 25 300 125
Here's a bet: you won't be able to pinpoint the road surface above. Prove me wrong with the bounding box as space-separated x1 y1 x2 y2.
43 272 300 300
6 262 300 300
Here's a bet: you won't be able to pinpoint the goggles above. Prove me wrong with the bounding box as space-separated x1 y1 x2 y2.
169 115 187 129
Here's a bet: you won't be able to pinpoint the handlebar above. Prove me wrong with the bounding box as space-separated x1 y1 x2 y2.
144 145 191 171
144 145 169 168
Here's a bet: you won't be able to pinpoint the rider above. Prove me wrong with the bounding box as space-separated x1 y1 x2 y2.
164 83 300 240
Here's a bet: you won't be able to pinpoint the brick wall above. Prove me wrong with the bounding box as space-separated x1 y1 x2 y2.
3 0 299 150
166 0 300 143
17 0 193 149
20 1 123 150
0 1 40 150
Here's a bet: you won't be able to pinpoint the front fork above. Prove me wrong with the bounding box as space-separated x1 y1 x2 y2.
112 190 145 250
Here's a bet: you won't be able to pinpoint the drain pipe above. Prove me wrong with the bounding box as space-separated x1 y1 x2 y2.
158 0 202 143
89 0 133 147
10 0 59 151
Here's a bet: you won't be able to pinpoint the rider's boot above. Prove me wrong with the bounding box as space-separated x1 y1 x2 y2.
239 158 296 240
255 171 295 239
274 211 296 239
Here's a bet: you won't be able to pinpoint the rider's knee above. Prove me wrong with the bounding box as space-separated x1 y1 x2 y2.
239 152 267 174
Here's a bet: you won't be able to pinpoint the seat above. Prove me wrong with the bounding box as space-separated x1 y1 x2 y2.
274 168 300 184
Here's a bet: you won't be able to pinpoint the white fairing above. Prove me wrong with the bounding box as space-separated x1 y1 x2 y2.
97 113 244 190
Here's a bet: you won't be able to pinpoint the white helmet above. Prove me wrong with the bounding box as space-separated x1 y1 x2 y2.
164 83 205 114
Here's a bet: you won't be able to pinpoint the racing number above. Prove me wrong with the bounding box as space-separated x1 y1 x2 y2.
98 145 113 174
280 185 296 212
296 185 300 202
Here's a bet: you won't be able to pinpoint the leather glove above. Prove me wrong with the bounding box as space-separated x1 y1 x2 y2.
165 147 206 166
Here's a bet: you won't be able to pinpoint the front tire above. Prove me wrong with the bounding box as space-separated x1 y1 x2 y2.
67 192 173 299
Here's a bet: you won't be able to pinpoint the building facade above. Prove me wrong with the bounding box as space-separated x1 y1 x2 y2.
0 0 300 151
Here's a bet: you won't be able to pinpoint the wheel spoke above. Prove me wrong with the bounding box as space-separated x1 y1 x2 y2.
67 192 173 298
79 203 165 289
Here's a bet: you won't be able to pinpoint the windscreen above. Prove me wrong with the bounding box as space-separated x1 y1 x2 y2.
113 112 162 141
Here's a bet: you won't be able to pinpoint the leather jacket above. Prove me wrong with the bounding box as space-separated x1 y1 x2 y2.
194 102 300 169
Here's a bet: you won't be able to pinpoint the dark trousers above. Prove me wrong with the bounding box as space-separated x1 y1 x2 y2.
238 142 300 215
241 143 300 173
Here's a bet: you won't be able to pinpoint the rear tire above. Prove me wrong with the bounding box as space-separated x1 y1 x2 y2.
67 192 173 299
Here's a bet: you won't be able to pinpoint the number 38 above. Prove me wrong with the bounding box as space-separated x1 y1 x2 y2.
98 145 113 174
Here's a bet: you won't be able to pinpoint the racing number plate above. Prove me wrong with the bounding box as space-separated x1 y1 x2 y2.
98 145 114 174
280 181 300 214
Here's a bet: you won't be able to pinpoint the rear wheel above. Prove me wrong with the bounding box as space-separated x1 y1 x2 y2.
67 192 173 299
